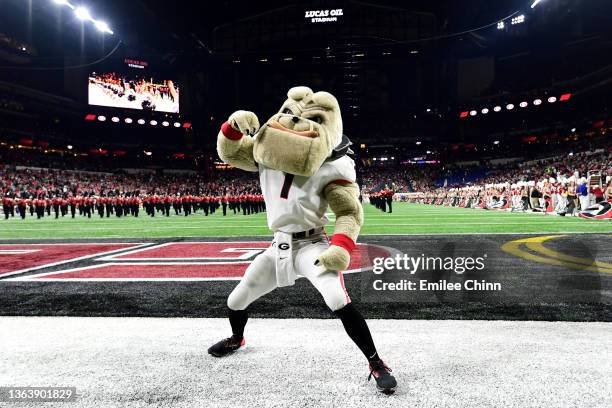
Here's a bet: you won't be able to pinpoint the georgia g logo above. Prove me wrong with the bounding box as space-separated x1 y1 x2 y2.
579 201 612 220
278 243 290 250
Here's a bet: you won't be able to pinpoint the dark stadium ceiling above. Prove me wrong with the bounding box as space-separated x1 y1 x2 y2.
3 0 611 63
0 0 538 58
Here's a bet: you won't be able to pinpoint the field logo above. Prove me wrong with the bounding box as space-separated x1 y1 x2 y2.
578 202 612 220
501 235 612 274
5 241 390 282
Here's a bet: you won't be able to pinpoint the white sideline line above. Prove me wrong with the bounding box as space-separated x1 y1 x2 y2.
7 261 372 282
1 221 604 232
0 249 41 254
0 232 609 242
363 232 612 236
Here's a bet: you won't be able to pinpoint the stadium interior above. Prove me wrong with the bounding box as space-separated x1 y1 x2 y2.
0 0 610 407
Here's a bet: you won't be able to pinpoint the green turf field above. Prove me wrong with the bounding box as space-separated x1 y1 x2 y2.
1 203 610 239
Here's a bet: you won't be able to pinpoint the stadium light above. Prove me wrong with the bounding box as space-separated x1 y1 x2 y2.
162 121 170 127
137 119 145 125
94 20 113 34
173 122 181 128
415 141 422 145
469 110 477 116
533 99 542 105
511 15 525 25
124 118 133 124
531 0 544 8
144 151 152 156
54 2 113 34
75 7 91 20
150 120 158 126
548 96 557 103
497 21 505 30
481 108 489 114
493 140 500 145
53 0 74 8
506 104 515 110
97 115 106 121
493 106 502 112
519 101 528 108
67 145 73 150
111 116 120 123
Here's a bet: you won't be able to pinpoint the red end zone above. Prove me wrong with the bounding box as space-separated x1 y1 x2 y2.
10 242 391 281
0 243 148 278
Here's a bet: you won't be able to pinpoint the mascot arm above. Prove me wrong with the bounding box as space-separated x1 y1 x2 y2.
216 110 259 172
314 181 364 271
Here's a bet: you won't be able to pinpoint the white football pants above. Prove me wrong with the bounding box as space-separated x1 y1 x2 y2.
227 234 351 312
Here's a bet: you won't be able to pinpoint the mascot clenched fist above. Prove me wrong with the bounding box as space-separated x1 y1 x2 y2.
208 86 397 394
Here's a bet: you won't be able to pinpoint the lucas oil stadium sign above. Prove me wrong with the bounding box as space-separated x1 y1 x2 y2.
305 9 343 23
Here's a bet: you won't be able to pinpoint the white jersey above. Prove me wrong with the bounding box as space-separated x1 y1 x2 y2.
259 155 356 233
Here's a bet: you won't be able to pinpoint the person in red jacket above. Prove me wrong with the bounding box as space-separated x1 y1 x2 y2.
592 185 605 203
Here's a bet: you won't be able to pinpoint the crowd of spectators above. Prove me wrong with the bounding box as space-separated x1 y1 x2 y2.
0 166 260 200
1 138 610 215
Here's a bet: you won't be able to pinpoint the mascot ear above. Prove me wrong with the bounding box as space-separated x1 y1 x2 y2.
312 91 339 111
287 86 313 101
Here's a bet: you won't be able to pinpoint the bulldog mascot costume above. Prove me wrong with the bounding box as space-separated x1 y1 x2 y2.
208 86 397 394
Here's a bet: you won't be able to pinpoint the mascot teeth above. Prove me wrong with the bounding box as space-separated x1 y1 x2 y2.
268 120 318 138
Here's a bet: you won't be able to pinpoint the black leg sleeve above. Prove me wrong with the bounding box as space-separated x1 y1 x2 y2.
335 303 379 362
229 308 248 339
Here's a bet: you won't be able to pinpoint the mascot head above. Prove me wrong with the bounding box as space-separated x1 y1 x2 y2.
253 86 343 177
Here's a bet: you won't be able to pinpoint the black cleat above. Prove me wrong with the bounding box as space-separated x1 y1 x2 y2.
208 335 246 357
368 360 397 394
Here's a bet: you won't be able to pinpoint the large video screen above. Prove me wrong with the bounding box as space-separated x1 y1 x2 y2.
88 72 179 113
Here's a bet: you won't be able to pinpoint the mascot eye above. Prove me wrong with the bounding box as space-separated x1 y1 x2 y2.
283 108 293 115
311 116 323 124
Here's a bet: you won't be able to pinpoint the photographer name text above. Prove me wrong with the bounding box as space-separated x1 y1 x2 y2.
372 279 501 291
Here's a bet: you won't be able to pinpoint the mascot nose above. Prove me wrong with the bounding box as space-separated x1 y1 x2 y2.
291 116 300 123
